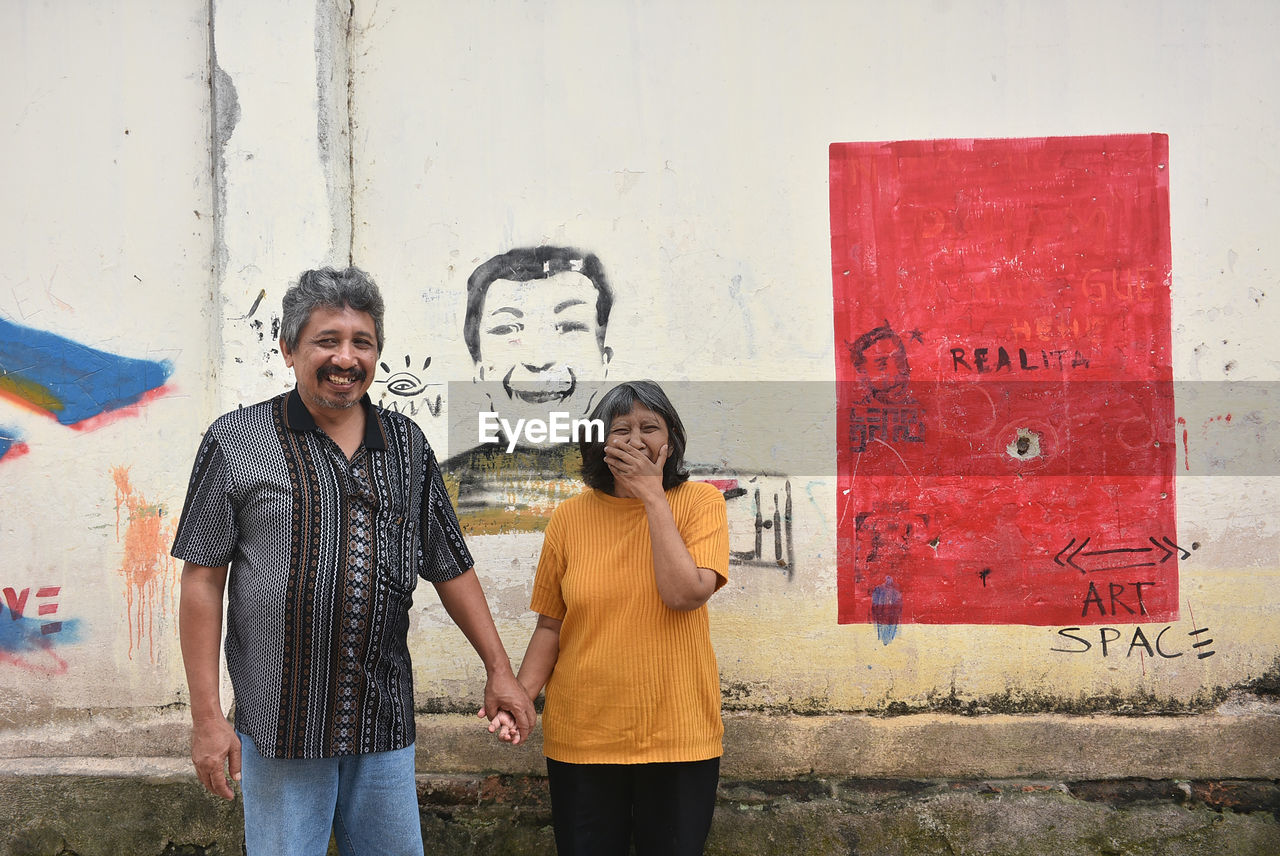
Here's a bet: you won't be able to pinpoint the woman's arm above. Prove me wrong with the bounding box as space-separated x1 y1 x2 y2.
606 441 718 611
641 485 719 610
479 612 561 742
516 613 564 699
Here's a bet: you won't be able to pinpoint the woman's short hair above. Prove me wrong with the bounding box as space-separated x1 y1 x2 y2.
281 266 386 354
580 380 690 493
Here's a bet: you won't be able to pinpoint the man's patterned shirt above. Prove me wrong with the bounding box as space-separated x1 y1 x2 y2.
172 390 473 759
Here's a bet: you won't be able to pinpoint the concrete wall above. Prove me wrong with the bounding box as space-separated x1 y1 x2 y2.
351 0 1280 716
0 0 211 719
2 1 1279 853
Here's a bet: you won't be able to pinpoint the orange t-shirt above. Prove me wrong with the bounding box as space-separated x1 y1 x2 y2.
530 480 730 764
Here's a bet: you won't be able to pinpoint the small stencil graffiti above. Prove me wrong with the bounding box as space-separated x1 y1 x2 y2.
375 354 443 418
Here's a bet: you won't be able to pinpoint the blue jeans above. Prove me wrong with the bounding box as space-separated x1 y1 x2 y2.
238 731 424 856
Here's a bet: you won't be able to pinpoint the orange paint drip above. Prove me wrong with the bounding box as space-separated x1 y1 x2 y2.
112 465 178 663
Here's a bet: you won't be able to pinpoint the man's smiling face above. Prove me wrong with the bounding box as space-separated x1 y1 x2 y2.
281 304 379 416
477 270 609 408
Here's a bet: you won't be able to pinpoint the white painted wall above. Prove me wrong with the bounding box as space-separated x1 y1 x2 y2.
0 0 348 721
351 0 1280 709
1 0 1277 743
0 1 211 715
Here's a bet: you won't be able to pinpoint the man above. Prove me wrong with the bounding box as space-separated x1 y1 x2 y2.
445 246 615 533
173 267 533 855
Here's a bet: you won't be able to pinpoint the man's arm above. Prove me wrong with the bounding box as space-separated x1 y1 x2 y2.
433 568 536 742
178 561 240 799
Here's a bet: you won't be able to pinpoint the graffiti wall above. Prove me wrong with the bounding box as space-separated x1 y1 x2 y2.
351 0 1280 715
2 0 1279 755
0 1 213 714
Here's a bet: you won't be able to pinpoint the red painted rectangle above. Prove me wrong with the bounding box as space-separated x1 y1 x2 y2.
831 135 1177 626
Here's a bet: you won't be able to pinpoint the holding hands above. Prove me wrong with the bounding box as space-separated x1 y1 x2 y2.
479 706 523 743
479 672 536 745
480 613 563 745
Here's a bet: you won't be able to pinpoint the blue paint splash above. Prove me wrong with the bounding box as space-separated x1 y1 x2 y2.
0 425 21 460
0 317 172 426
871 576 903 645
0 614 81 653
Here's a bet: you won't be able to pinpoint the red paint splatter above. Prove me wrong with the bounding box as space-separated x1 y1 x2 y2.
71 384 174 433
0 643 69 676
1177 417 1189 471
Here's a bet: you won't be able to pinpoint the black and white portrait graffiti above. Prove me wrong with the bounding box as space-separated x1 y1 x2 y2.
465 245 614 427
445 245 616 534
846 323 925 453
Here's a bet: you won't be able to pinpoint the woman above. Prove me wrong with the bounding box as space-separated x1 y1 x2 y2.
491 380 730 855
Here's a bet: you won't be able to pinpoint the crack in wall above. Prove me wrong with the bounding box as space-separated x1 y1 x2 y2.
315 0 355 267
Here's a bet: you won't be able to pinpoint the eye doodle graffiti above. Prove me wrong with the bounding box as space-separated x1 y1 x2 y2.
0 585 80 675
112 466 178 663
375 354 443 417
831 134 1177 627
0 317 173 433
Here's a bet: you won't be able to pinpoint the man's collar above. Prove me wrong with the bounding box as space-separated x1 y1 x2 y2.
284 388 387 451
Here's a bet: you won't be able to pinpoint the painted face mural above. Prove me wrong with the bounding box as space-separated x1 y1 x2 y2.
478 271 610 408
849 325 913 404
443 246 616 535
464 246 613 437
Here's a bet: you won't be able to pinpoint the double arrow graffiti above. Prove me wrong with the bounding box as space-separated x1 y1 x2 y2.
1054 535 1192 574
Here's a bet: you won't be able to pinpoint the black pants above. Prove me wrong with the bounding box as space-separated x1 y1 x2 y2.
545 757 720 856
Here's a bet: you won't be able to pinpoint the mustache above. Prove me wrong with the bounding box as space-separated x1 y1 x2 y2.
317 365 367 383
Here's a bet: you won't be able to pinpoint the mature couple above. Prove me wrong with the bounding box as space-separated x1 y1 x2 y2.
172 255 729 856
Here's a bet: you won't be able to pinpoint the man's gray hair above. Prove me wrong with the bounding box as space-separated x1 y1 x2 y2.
281 267 386 354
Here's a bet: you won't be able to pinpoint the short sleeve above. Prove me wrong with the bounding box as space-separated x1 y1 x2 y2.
419 447 473 583
171 431 238 567
681 484 731 590
529 507 568 620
